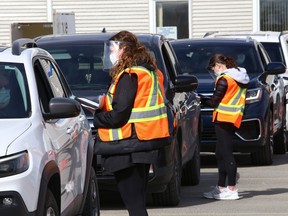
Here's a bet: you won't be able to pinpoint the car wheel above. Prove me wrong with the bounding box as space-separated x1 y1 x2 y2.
181 135 200 186
152 140 181 206
83 167 100 216
251 110 273 165
273 124 287 154
44 189 59 216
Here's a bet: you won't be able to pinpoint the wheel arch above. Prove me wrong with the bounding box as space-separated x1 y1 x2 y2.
36 160 61 215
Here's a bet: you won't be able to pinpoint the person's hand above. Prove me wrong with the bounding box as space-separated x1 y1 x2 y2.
198 94 211 105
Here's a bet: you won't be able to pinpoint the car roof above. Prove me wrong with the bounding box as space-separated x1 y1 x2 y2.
171 37 257 46
203 31 288 43
35 33 166 46
0 39 53 62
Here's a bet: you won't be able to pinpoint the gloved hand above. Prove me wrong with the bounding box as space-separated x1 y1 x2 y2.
98 94 105 109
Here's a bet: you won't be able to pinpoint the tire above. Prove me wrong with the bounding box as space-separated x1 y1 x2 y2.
181 135 200 186
273 125 287 154
44 189 59 216
251 110 273 165
83 167 100 216
152 141 181 206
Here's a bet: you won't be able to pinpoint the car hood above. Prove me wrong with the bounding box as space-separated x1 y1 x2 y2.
196 73 259 94
0 119 31 156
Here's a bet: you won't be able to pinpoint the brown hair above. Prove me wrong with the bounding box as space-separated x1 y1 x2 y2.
207 53 239 71
108 30 158 79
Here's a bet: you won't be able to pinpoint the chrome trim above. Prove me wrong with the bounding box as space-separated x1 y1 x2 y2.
235 118 262 141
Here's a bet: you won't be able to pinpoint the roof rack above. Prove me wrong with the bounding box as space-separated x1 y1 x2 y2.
12 38 37 56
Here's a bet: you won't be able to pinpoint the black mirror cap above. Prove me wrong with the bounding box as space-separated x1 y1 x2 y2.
44 97 81 120
174 74 198 92
266 62 286 75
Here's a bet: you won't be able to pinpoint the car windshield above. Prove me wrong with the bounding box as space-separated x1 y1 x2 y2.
261 42 285 65
40 41 160 97
0 63 30 118
172 42 261 78
42 44 111 92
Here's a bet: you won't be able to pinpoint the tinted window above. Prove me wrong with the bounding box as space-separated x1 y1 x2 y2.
40 43 111 99
40 41 161 98
0 63 30 118
261 42 285 65
172 42 261 78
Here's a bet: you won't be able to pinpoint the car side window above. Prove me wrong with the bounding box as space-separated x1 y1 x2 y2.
34 58 66 114
162 42 178 82
39 59 65 98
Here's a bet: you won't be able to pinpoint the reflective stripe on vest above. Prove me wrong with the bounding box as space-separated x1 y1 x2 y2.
213 74 247 128
98 66 169 141
216 87 246 114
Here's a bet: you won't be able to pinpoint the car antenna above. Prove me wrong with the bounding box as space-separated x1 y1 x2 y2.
102 28 106 33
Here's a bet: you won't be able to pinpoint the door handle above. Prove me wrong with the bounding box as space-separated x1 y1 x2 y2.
66 127 74 134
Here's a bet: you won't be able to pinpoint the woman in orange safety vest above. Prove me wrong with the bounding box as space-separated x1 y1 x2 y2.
201 53 249 201
93 30 169 216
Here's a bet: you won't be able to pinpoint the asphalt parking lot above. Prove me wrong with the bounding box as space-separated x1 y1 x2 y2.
99 153 288 216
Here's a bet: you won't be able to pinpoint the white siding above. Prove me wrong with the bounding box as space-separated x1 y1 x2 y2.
0 0 47 45
52 0 150 34
0 0 255 45
191 0 253 38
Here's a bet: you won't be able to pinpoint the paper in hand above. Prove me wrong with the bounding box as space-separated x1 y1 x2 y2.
76 97 99 115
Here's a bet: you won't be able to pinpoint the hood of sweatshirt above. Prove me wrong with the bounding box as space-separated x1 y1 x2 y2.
222 67 250 84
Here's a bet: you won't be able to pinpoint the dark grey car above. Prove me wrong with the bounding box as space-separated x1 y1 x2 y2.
36 33 201 206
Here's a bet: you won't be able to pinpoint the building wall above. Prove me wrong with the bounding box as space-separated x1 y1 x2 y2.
191 0 253 38
0 0 48 45
0 0 254 45
52 0 150 34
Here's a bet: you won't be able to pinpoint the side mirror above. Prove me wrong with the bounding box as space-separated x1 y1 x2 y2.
174 74 198 92
43 97 81 120
265 62 286 75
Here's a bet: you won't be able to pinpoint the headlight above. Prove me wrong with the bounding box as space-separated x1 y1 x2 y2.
245 88 262 104
0 151 29 177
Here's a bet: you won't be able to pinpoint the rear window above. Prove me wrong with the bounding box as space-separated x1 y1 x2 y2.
0 63 30 118
172 42 261 78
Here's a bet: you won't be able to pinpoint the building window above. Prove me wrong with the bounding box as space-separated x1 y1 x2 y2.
155 1 188 39
260 0 288 31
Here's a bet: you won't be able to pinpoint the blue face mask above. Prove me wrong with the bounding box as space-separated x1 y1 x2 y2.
0 87 10 109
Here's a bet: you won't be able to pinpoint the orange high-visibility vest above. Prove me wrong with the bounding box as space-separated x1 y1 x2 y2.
212 74 247 128
98 66 169 141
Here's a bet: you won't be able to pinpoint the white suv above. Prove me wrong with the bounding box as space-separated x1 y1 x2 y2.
0 39 99 215
204 31 288 154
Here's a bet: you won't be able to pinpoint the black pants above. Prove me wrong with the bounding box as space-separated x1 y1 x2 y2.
214 122 237 187
114 163 150 216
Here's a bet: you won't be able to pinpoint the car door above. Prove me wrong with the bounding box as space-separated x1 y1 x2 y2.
161 41 199 164
34 58 87 212
258 44 285 133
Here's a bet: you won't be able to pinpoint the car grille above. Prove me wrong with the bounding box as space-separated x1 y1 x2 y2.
202 118 262 142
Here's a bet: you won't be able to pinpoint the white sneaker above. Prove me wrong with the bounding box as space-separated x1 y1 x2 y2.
203 186 225 199
213 187 240 200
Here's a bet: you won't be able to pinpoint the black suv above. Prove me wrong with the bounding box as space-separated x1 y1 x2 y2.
171 37 286 165
36 33 201 206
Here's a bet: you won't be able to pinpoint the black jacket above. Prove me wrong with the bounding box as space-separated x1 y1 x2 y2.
93 71 168 173
201 76 248 108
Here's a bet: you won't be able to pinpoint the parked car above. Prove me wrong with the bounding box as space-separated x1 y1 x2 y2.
0 39 100 215
36 33 201 206
203 31 288 153
171 37 286 165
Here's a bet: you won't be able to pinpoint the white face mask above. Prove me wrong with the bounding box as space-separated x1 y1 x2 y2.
109 53 118 65
0 87 10 109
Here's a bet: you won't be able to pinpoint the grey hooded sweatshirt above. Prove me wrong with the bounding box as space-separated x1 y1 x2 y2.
201 67 250 109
